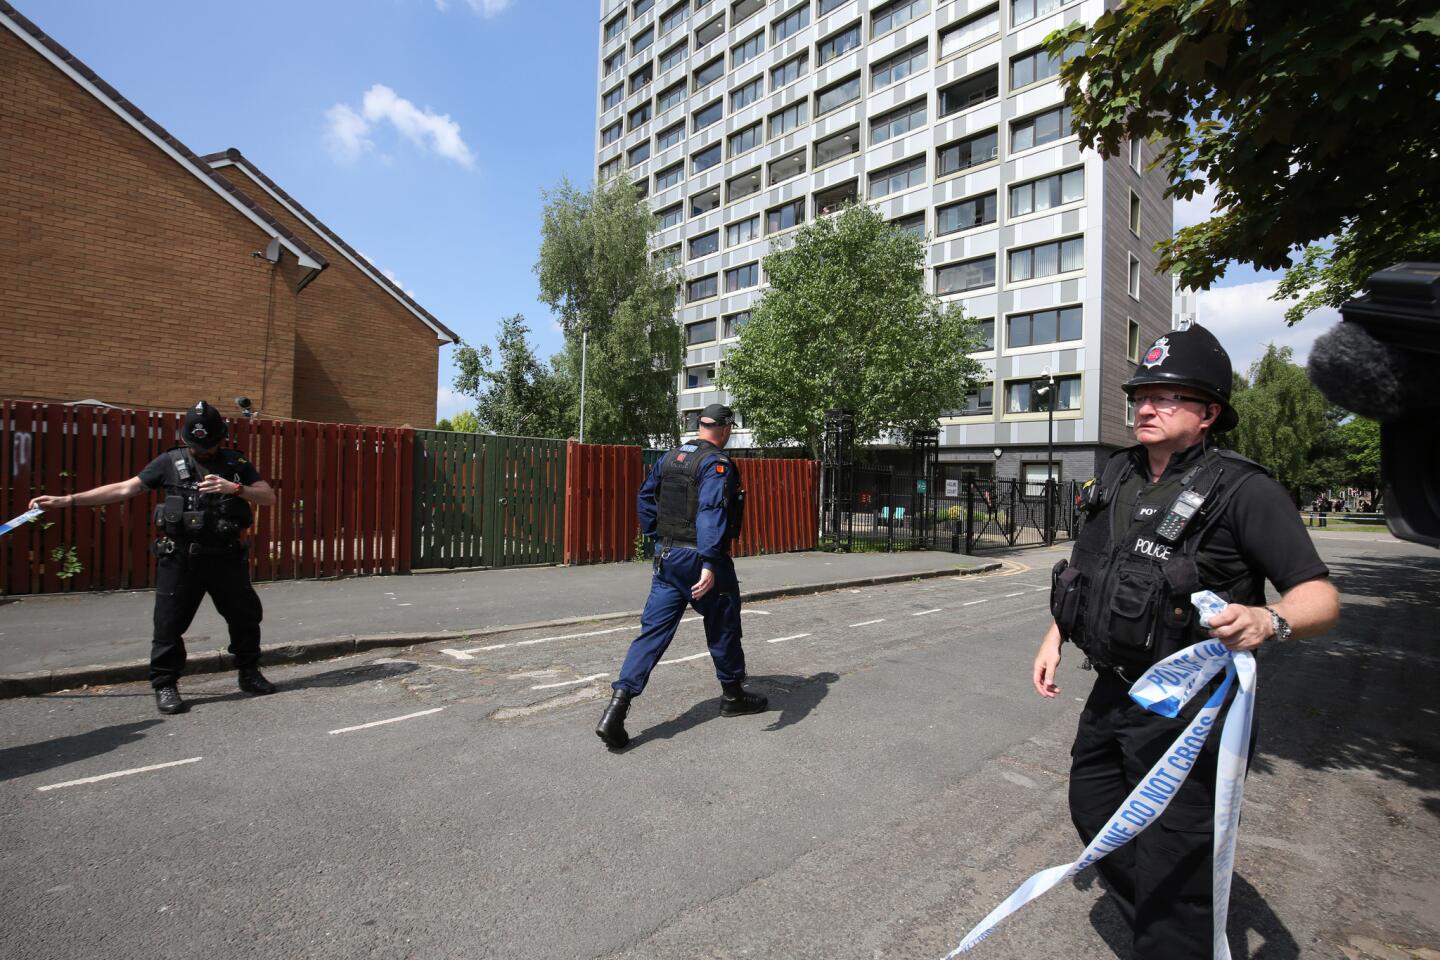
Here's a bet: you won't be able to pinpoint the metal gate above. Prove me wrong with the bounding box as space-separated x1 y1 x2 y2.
412 431 566 569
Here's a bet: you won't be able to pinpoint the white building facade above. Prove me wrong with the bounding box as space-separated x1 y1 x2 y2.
594 0 1172 485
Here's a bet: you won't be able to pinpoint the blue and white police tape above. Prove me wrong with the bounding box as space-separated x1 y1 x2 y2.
945 638 1256 959
0 508 44 538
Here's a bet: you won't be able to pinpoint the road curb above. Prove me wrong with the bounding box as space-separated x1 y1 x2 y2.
0 560 1003 698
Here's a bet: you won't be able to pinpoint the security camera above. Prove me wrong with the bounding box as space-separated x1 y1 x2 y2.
236 397 256 418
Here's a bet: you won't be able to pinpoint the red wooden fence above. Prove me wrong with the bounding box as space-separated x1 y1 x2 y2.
731 458 819 558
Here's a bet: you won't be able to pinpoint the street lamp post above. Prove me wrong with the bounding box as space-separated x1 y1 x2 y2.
578 324 589 443
1036 371 1056 545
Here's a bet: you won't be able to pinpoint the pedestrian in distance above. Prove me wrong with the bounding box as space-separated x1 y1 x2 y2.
1033 325 1339 959
29 401 280 715
595 403 767 749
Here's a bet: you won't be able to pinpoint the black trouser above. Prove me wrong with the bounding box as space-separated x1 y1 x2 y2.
1068 669 1252 960
151 546 262 688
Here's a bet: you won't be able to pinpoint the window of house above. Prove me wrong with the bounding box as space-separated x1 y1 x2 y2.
603 84 625 110
958 383 994 416
1129 190 1141 235
814 180 858 215
815 126 860 165
692 98 724 132
869 156 926 198
602 121 623 146
723 310 751 337
729 121 763 156
731 0 763 25
691 141 722 173
772 3 810 43
656 121 685 151
634 0 655 16
727 166 763 201
691 185 721 215
937 129 998 176
1006 305 1082 347
975 317 995 350
1128 253 1141 299
1129 137 1143 173
599 156 621 182
1010 41 1083 88
628 141 652 167
1008 236 1084 282
686 318 718 343
683 408 703 431
892 212 925 237
766 197 805 232
661 2 688 34
935 256 996 294
660 39 688 72
769 100 809 138
939 5 998 59
1011 104 1074 151
629 100 653 129
871 0 927 37
655 243 681 267
732 30 764 68
689 229 720 258
939 66 999 117
1008 167 1083 216
872 42 927 90
1127 318 1140 361
630 62 654 93
819 0 849 13
1007 374 1080 415
605 12 627 42
727 214 761 245
658 80 687 111
634 178 651 200
816 74 861 116
1011 0 1065 29
687 274 719 301
935 191 997 236
694 55 724 89
731 76 763 110
632 26 655 54
768 149 806 182
817 22 860 64
871 99 926 145
658 202 684 228
1125 395 1136 426
1021 461 1061 496
725 262 760 291
771 52 808 89
695 13 725 47
686 364 718 389
604 49 625 76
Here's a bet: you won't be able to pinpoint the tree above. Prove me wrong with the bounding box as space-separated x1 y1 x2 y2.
718 203 984 455
1226 344 1329 498
1047 1 1440 319
535 175 682 446
448 410 481 433
451 314 573 438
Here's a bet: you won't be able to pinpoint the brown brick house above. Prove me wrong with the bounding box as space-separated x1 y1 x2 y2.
0 2 457 428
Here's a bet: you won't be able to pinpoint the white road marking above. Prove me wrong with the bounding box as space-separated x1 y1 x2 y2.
963 599 990 606
1005 592 1026 598
680 616 702 624
767 633 812 644
1034 587 1048 593
515 639 547 646
396 603 413 607
850 618 885 627
530 673 609 690
440 649 475 661
328 707 445 735
457 625 633 656
37 757 204 793
660 652 709 665
912 608 942 617
744 609 772 616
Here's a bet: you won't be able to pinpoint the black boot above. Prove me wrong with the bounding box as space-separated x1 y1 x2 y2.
595 690 632 749
237 667 277 696
155 685 188 715
720 680 767 716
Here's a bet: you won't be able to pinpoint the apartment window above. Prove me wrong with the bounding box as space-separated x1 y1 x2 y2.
691 142 722 173
634 0 655 16
768 149 806 182
872 42 927 90
815 179 858 215
819 0 849 13
732 0 763 24
1127 318 1141 362
1129 190 1141 235
683 409 703 431
725 262 760 291
658 202 684 229
628 141 652 167
975 317 995 350
1021 461 1062 496
935 191 997 236
1129 137 1143 173
692 99 723 132
656 121 685 151
604 50 625 77
658 80 687 111
892 212 925 237
1125 396 1135 427
1006 305 1082 347
818 22 860 64
1128 254 1141 299
1011 0 1065 28
691 185 721 215
632 26 655 54
655 161 684 190
871 0 927 37
816 74 861 116
687 274 719 301
939 67 999 117
939 5 998 59
958 383 994 416
602 122 622 146
686 364 717 389
694 55 724 89
772 3 810 43
1011 104 1074 151
727 166 763 200
723 123 760 158
687 318 718 344
656 244 681 268
603 84 624 110
723 310 751 337
635 178 651 200
1009 167 1083 216
869 155 925 198
690 229 720 258
695 13 725 46
628 100 653 130
1007 374 1080 414
935 256 996 294
630 62 654 93
731 76 763 110
1010 42 1083 88
727 215 760 245
769 100 809 138
814 126 860 165
766 198 806 232
661 2 689 34
732 31 765 69
1008 236 1084 282
604 12 627 42
871 99 926 145
599 156 622 182
937 129 998 176
660 39 688 72
771 52 808 89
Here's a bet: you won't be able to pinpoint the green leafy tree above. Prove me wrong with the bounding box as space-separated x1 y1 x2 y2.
536 175 682 445
718 203 983 455
1048 1 1440 319
452 314 573 438
435 417 454 431
448 410 481 433
1227 344 1329 498
1336 416 1383 501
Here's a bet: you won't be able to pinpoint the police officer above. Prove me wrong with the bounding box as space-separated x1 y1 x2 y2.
1032 325 1339 959
29 401 279 715
595 403 767 749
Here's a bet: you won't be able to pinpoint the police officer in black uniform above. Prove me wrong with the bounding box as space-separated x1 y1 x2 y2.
595 403 767 749
1033 325 1339 959
30 401 279 715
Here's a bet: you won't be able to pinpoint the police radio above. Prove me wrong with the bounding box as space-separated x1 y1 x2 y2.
1155 469 1223 544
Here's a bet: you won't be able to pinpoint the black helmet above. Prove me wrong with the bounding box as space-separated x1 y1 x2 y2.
1122 324 1238 432
181 400 228 448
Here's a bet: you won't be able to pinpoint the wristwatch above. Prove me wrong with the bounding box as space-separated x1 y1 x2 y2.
1264 606 1292 642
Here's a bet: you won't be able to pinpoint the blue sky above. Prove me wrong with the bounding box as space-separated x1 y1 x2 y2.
20 0 1333 421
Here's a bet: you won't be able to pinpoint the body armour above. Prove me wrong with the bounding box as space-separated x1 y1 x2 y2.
655 440 744 544
153 447 253 544
1049 445 1267 670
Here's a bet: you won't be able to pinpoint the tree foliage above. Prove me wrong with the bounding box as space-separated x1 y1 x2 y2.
451 314 573 438
1047 1 1440 317
718 203 983 455
536 175 682 445
1227 344 1329 497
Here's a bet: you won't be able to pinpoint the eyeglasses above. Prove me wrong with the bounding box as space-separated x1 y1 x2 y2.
1133 393 1212 411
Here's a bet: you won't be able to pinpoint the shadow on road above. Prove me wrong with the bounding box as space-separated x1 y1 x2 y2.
628 671 839 748
0 718 162 783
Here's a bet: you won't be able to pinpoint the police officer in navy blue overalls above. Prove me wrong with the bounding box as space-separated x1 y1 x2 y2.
595 403 767 749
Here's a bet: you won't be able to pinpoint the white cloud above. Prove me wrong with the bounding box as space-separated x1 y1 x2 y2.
460 0 513 15
436 387 471 420
357 251 418 299
1194 278 1341 377
323 84 475 168
1173 179 1219 232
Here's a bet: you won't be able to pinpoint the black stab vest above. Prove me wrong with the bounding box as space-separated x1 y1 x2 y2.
655 440 743 544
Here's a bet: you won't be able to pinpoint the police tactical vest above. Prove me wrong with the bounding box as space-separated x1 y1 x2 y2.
153 447 253 544
655 440 744 544
1050 445 1267 670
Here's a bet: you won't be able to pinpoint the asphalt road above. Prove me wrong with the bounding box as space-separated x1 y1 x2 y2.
1 533 1436 960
